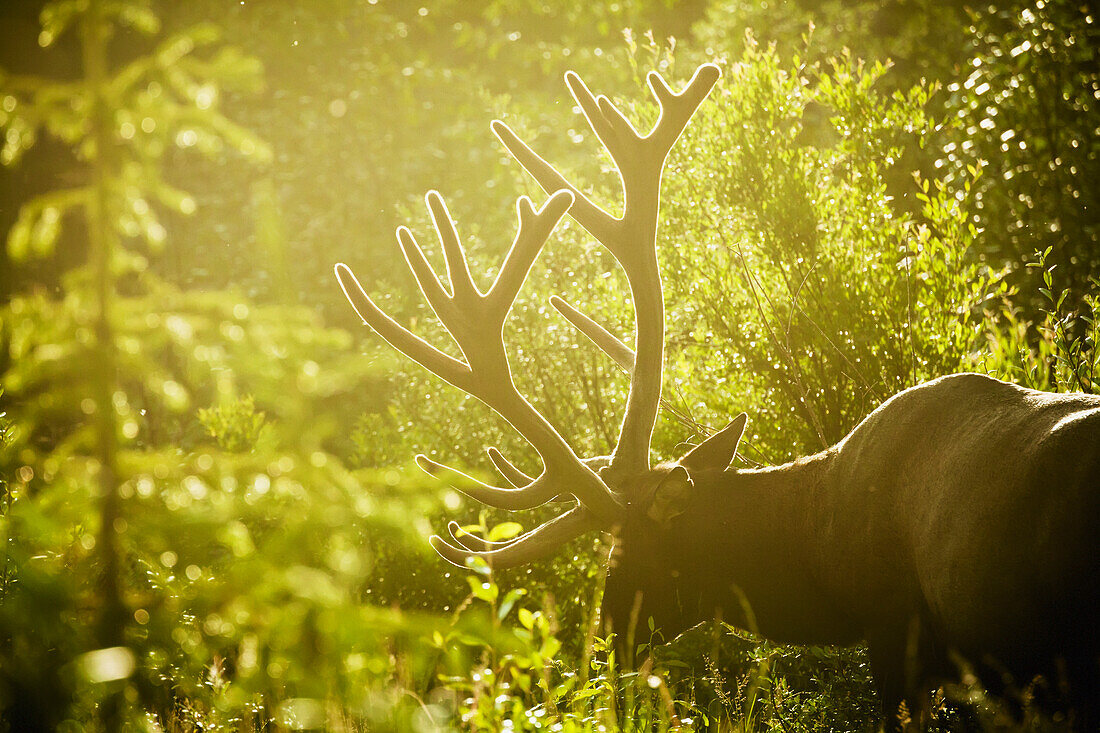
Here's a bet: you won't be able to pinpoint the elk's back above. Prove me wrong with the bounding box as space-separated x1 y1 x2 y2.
818 373 1100 667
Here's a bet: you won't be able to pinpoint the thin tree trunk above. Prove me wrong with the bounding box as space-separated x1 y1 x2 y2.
82 2 125 729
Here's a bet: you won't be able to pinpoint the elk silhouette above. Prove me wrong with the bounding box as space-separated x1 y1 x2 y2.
335 63 1100 727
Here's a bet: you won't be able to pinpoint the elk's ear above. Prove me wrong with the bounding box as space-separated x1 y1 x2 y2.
679 413 747 473
646 465 693 525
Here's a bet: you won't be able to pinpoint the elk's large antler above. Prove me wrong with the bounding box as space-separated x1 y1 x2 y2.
336 190 622 529
337 64 719 569
493 63 720 484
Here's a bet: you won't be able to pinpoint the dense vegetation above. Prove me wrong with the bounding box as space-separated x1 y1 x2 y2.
1 0 1097 729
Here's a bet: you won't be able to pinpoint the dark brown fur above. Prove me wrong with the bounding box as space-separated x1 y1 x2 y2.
602 373 1100 725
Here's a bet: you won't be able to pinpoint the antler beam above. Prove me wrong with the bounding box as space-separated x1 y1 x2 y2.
494 64 721 484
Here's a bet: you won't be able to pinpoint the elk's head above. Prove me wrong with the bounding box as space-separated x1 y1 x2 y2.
597 413 748 648
335 63 722 650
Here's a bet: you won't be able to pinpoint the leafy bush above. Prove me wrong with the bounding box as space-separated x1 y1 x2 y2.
653 37 1004 458
972 247 1100 394
937 0 1100 308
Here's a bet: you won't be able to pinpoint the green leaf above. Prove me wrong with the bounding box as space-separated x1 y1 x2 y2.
497 588 526 621
38 0 83 47
468 578 497 604
539 637 561 659
5 188 87 260
114 0 161 35
517 608 535 630
487 521 522 542
6 217 31 261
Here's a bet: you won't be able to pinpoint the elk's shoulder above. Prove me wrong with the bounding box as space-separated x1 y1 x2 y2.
913 372 1100 411
833 373 1023 456
839 372 1099 459
907 371 1018 397
859 372 1015 424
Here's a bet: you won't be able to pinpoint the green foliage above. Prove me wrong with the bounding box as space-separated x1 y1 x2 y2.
1 3 270 270
937 0 1100 306
198 396 269 453
1028 249 1100 394
652 37 1004 456
1 269 465 725
433 570 719 732
972 247 1100 394
1 0 1097 730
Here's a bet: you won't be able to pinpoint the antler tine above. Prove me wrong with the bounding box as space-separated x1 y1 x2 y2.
490 121 620 247
446 520 557 553
396 226 454 320
417 448 619 517
425 190 478 300
645 64 722 154
486 446 534 488
446 521 504 552
563 72 639 166
550 295 635 373
487 195 571 319
494 63 721 483
338 189 623 520
430 506 599 570
335 263 470 387
496 64 721 266
551 295 703 429
416 454 558 510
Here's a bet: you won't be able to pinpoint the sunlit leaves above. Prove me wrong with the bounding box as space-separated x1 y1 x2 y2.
0 3 270 264
978 247 1100 394
939 0 1100 305
654 35 1003 456
5 187 89 261
38 0 89 48
38 0 161 48
198 395 268 453
0 264 469 724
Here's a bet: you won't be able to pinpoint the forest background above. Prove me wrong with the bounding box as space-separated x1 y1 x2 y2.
1 0 1098 730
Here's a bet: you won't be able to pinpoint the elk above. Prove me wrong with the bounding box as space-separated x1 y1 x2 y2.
335 63 1100 726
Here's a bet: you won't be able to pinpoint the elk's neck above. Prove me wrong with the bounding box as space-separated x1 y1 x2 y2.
675 451 860 645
